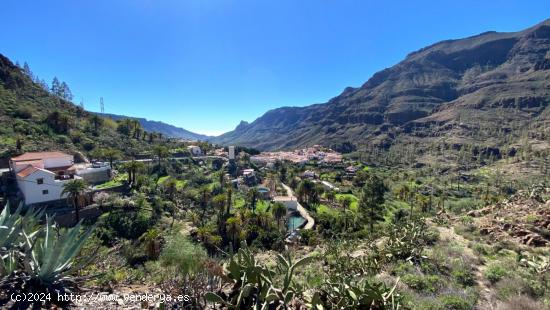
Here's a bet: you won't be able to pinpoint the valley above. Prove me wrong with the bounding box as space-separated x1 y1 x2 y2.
0 16 548 310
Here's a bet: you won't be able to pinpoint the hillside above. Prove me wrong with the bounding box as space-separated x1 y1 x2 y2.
213 19 550 156
100 113 209 141
0 53 162 165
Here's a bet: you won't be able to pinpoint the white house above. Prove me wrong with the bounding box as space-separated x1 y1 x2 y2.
10 152 82 205
187 145 202 156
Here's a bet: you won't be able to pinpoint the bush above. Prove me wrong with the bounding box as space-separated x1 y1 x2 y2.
451 260 475 287
438 294 473 310
485 264 507 284
14 106 33 119
96 208 153 244
160 233 207 276
402 274 441 293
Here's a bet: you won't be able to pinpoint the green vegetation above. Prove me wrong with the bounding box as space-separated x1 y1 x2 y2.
0 39 549 308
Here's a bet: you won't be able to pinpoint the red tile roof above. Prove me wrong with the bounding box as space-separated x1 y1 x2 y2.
11 151 71 162
17 165 40 178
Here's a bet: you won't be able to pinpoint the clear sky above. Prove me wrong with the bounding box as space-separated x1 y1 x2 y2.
1 1 548 136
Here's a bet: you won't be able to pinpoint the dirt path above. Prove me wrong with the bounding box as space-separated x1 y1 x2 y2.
281 183 314 230
436 224 494 310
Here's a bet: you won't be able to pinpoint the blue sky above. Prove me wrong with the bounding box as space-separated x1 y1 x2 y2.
1 1 548 136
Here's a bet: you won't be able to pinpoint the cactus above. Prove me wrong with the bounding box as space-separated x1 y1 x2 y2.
205 241 313 309
309 275 401 309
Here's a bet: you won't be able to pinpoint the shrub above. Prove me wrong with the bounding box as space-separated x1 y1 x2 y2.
402 274 441 293
485 264 507 284
160 233 207 276
13 106 33 119
451 259 475 287
438 294 473 310
497 294 547 310
96 208 153 244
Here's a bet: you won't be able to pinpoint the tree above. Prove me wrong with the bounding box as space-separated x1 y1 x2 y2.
247 187 260 213
226 217 242 251
297 179 316 206
61 179 88 224
326 190 336 204
272 202 287 231
359 174 388 233
125 160 144 187
339 196 352 210
23 62 33 79
163 178 178 201
199 185 211 224
212 194 226 232
153 145 170 169
60 81 73 101
225 184 233 217
103 148 121 169
89 114 103 133
51 77 61 96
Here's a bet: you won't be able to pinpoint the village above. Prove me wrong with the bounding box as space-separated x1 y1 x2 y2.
0 144 359 235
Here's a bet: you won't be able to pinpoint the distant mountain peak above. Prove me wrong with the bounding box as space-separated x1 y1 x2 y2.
212 18 550 151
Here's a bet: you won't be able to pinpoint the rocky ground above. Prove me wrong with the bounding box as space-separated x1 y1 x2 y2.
468 185 550 247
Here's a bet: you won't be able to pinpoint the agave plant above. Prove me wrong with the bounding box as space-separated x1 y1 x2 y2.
21 215 94 286
0 202 44 248
205 242 313 309
0 202 25 250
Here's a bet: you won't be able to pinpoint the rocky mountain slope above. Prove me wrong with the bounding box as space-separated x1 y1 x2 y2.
0 53 159 164
213 19 550 153
100 113 209 141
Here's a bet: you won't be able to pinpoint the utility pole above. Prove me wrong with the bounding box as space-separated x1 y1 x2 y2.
100 97 104 113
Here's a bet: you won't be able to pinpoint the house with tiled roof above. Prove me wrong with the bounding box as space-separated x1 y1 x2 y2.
10 151 82 205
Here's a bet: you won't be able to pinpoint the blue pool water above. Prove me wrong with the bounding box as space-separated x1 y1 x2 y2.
287 214 305 231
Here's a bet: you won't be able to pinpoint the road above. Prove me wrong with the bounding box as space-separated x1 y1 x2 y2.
281 183 314 230
116 155 228 164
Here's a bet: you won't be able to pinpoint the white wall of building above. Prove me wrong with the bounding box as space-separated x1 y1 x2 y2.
18 169 71 205
43 156 73 169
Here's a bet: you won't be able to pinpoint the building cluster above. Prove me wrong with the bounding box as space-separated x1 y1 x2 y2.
9 151 111 205
250 145 342 164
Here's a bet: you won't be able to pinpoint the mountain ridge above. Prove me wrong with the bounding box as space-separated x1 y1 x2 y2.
212 19 550 153
100 113 209 141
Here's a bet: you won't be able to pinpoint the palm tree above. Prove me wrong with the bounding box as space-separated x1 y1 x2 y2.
212 194 226 232
297 179 315 206
102 148 121 169
153 145 170 168
272 202 287 231
339 196 352 210
199 185 211 223
61 179 88 224
89 114 103 133
326 190 336 204
226 217 242 251
247 187 260 213
125 160 144 187
163 177 178 201
225 185 233 217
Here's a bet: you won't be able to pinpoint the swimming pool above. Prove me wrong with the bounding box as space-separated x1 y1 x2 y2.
287 214 305 231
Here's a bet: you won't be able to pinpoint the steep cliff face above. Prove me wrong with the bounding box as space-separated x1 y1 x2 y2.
213 19 550 151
